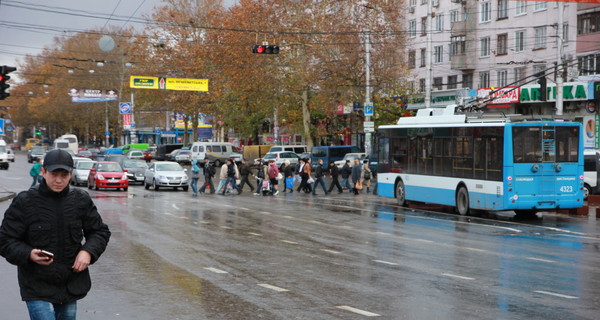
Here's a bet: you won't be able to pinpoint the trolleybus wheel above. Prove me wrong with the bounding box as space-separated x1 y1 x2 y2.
456 186 470 216
584 183 591 200
396 179 407 207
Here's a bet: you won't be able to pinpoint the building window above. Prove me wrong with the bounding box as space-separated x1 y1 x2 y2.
480 1 491 23
410 0 417 6
408 50 416 69
534 1 547 11
514 67 526 85
462 73 473 89
533 64 545 75
420 48 426 67
497 70 508 87
480 37 491 57
479 71 490 88
448 75 458 89
419 78 426 92
578 12 600 35
497 33 508 55
450 10 462 23
421 0 427 5
534 26 546 49
450 36 466 56
409 20 417 38
515 30 525 52
435 14 444 32
498 0 508 19
421 17 427 36
578 54 600 76
516 1 527 16
433 77 443 91
434 45 443 64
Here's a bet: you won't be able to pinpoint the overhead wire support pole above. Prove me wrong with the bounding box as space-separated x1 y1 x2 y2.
425 0 433 108
556 1 564 116
365 30 372 156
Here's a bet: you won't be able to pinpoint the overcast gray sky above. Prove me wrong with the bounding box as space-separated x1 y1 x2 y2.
0 0 166 69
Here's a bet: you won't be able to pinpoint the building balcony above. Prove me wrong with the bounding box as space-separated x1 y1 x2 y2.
451 53 475 71
451 20 466 37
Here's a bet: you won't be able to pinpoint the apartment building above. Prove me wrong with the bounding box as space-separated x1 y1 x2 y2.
405 0 586 117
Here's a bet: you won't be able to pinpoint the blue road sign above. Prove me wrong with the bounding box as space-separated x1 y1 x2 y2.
0 119 4 135
105 131 111 136
364 103 374 116
119 102 132 114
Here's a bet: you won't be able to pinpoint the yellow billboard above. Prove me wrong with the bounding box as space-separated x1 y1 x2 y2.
130 76 208 91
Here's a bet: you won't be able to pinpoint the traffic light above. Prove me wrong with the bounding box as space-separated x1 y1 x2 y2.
534 71 547 101
252 45 279 54
0 65 17 100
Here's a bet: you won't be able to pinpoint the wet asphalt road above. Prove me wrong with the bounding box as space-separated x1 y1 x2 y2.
1 152 600 319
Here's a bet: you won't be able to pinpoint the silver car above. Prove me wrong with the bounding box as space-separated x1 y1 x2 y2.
71 160 95 186
144 161 189 191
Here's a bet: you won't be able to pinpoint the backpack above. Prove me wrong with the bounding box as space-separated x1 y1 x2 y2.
227 164 235 177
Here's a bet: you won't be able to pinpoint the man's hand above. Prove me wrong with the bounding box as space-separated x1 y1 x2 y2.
72 250 91 272
30 249 54 266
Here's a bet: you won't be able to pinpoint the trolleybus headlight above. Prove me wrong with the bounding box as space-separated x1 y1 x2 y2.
531 164 539 172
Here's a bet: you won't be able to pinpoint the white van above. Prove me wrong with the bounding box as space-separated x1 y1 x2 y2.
268 145 307 155
57 134 78 154
584 149 600 199
190 142 243 166
0 139 9 170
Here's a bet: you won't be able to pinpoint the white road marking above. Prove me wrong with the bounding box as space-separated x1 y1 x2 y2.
172 204 180 210
464 247 488 253
259 211 272 215
258 284 289 292
527 257 556 263
163 212 188 220
220 226 233 229
412 238 434 243
338 225 354 230
321 249 341 254
281 240 298 245
204 267 228 274
308 220 324 224
373 260 399 266
248 232 262 236
336 306 380 317
281 215 293 219
534 290 579 299
442 273 475 281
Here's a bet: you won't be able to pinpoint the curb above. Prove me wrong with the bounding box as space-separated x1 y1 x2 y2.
0 192 16 203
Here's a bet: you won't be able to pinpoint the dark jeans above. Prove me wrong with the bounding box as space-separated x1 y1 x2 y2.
199 177 215 193
239 174 254 191
328 177 343 193
31 176 38 187
26 300 77 320
191 178 199 195
313 177 327 195
223 176 241 194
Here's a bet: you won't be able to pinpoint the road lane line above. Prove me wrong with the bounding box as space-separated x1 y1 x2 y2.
204 267 228 274
248 232 262 236
258 284 289 292
259 211 272 215
464 247 488 253
163 212 189 220
172 204 180 210
281 215 293 219
442 273 475 280
373 260 399 266
336 306 380 317
527 257 556 263
338 225 354 230
534 290 579 299
412 238 434 243
321 249 341 254
220 226 233 229
308 220 324 224
281 240 298 245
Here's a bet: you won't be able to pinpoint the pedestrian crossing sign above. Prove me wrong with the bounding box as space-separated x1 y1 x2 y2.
0 119 5 135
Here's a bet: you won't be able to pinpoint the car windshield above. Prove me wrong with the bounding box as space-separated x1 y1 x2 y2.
31 148 45 155
123 160 148 168
156 163 183 171
97 163 122 172
77 162 94 170
264 153 276 159
0 146 5 153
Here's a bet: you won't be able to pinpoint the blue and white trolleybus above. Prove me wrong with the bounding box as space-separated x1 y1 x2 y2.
376 105 584 216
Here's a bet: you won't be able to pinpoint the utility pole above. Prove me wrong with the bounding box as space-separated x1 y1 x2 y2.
364 31 372 156
556 1 564 116
425 0 433 108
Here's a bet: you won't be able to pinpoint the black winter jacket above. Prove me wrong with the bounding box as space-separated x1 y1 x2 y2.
0 181 111 304
341 164 352 179
329 165 340 179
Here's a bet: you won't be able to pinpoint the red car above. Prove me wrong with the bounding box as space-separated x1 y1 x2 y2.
87 161 129 191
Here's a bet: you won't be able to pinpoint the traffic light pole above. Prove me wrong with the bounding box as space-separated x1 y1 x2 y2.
364 31 372 156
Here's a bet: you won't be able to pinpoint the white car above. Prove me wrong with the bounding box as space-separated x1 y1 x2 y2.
6 149 15 162
174 150 192 164
71 160 95 186
127 150 145 160
262 151 300 168
335 152 367 168
144 161 189 191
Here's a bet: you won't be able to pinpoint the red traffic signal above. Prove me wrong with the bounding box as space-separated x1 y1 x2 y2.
0 65 16 100
252 45 279 54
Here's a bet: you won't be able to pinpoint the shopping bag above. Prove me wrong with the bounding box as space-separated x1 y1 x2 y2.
355 181 363 190
285 177 294 189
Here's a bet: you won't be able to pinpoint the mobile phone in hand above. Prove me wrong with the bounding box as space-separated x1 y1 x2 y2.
39 250 54 259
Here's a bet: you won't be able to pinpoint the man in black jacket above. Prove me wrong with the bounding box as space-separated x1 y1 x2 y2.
0 149 111 320
327 161 343 194
237 160 254 193
312 159 328 195
340 160 352 191
199 157 215 194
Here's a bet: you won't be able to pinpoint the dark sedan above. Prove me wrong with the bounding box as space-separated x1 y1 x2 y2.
122 159 149 184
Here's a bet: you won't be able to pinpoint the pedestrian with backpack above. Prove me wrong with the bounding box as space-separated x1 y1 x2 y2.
222 159 241 195
199 158 215 194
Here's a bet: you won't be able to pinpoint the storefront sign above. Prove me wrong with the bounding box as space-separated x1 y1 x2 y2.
520 82 588 102
477 86 519 105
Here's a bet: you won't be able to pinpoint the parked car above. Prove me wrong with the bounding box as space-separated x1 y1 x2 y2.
262 151 300 169
104 155 127 168
127 150 145 160
144 161 189 191
87 161 129 191
122 159 148 184
166 149 182 162
334 152 367 169
6 149 15 162
76 150 93 158
71 160 94 186
28 146 46 163
143 146 156 162
175 150 192 165
11 143 21 151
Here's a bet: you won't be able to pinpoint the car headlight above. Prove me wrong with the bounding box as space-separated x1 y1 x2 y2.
121 174 128 180
97 174 105 180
